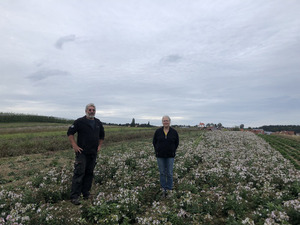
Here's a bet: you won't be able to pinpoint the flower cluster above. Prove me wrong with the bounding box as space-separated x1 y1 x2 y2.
0 165 77 224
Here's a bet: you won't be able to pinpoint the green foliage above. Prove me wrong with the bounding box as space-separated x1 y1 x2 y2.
0 132 70 157
130 118 135 127
0 112 73 123
286 208 300 225
0 125 158 158
259 134 300 169
223 194 247 218
82 203 131 224
232 126 241 131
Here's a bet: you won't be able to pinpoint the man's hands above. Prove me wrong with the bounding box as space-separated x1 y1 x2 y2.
72 144 83 153
97 139 104 152
68 135 83 153
69 135 104 154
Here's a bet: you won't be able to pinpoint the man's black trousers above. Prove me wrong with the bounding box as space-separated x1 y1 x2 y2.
70 153 97 200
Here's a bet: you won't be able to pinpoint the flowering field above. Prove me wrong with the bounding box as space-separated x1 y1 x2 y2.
0 130 299 224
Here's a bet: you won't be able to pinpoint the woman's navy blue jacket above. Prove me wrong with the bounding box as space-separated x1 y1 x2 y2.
153 127 179 158
67 116 105 155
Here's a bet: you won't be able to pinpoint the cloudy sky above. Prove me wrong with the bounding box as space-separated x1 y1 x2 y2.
1 0 299 127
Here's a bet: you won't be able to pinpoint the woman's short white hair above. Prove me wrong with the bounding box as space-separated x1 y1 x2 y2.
85 103 96 111
162 115 171 122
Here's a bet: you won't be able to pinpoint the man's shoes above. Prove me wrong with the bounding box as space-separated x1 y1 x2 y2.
161 189 167 198
71 198 81 205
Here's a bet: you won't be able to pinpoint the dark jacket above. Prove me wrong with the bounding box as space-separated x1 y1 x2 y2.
153 127 179 158
67 116 105 155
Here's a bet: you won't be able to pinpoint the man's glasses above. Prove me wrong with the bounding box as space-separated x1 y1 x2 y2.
88 109 95 112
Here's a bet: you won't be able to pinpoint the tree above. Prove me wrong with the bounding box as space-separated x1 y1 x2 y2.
130 118 136 127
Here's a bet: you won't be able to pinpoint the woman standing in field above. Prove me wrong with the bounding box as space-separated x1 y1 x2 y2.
153 115 179 197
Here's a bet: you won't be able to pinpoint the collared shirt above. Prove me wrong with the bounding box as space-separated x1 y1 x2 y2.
67 116 105 154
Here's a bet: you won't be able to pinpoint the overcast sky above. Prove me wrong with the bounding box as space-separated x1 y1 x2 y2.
1 0 299 127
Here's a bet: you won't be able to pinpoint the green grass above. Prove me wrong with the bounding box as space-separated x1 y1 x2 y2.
0 123 200 158
258 134 300 170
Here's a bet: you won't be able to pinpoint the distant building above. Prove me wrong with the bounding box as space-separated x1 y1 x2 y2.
250 129 265 134
198 122 205 128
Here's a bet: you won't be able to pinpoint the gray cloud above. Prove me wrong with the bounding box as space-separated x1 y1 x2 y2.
1 0 300 127
28 69 70 82
55 35 76 49
160 54 183 64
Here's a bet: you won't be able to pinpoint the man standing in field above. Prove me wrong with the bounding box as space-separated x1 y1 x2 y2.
153 115 179 198
67 103 105 205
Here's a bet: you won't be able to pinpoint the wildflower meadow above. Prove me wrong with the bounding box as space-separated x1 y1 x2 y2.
0 129 299 224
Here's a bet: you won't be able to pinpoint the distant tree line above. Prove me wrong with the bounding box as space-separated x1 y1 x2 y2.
103 122 154 127
0 113 157 127
96 118 154 127
259 125 300 133
0 112 73 124
126 118 154 127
